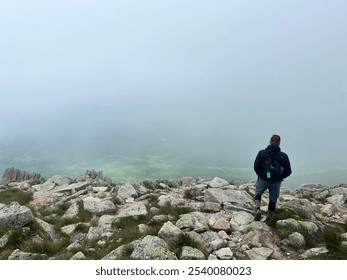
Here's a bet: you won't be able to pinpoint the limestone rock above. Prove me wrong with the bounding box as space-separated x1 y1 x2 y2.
8 249 47 260
62 202 79 218
83 197 116 213
35 218 60 243
245 247 273 260
287 232 306 248
326 194 346 206
208 177 229 188
0 202 33 227
70 251 87 260
204 188 254 209
158 221 183 245
117 182 138 202
180 246 205 260
117 201 148 218
1 167 44 185
215 247 234 260
130 235 178 260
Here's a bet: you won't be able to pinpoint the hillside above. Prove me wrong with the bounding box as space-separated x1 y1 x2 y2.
0 168 346 260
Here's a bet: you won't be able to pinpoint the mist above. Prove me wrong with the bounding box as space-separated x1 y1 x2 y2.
1 1 346 187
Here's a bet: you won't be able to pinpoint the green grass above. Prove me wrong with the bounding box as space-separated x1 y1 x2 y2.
308 226 347 260
0 188 33 205
171 233 208 259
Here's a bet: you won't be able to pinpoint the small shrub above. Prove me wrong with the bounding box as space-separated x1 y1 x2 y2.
321 227 342 252
0 189 33 205
183 189 194 200
75 223 90 233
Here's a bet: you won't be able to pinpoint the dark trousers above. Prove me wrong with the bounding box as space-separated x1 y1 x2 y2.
254 178 281 211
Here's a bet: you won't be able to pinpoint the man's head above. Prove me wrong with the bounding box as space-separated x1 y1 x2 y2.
270 134 281 145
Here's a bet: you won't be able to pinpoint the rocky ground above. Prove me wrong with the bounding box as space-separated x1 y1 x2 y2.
0 167 347 260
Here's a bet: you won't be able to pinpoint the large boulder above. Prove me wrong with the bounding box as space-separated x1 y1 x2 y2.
83 197 116 213
204 188 254 209
0 202 33 227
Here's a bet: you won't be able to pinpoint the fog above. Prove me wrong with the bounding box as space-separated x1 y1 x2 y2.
1 1 346 187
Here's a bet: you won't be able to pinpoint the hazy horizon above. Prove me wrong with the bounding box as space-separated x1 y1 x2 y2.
1 1 346 187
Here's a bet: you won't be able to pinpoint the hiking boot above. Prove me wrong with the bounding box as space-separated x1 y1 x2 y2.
266 210 274 220
254 200 261 221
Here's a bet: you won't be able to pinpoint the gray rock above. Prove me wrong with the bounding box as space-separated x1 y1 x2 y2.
98 215 117 231
281 199 317 220
83 197 116 213
87 227 103 240
35 218 60 243
326 194 346 206
62 202 79 218
102 240 141 260
0 233 10 248
320 204 336 217
130 235 178 260
70 251 87 260
276 218 319 239
209 238 227 252
230 211 254 233
8 249 47 260
204 188 254 209
287 232 305 248
215 247 234 260
300 247 328 259
180 246 205 260
117 201 148 218
245 247 273 260
61 224 79 235
208 177 230 188
0 202 33 227
211 216 231 232
1 167 44 185
203 201 222 212
117 182 138 202
158 221 183 245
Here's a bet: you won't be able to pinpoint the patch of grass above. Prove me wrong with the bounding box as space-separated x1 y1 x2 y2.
308 226 347 260
113 216 148 244
0 188 33 205
156 202 191 221
75 223 89 233
321 227 342 252
172 233 208 259
22 237 69 256
183 189 194 200
120 244 135 260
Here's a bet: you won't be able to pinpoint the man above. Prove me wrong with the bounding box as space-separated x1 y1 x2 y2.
253 134 292 221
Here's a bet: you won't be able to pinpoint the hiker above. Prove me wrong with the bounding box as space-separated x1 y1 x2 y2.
253 134 292 221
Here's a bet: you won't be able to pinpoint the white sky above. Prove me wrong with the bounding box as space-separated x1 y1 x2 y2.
1 0 347 176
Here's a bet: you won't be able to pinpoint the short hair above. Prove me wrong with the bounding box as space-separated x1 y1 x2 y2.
270 134 281 144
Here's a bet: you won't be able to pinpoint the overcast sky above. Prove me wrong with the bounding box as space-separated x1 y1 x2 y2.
0 0 346 180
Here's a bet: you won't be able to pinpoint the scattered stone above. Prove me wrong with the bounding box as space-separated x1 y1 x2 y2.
180 246 205 260
245 247 273 260
70 251 87 260
83 197 116 213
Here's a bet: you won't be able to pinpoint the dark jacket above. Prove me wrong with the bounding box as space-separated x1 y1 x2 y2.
254 144 292 182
